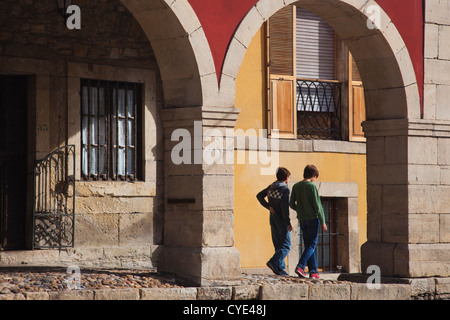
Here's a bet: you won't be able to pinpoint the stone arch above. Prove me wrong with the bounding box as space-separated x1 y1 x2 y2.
120 0 221 108
223 0 421 119
227 0 436 278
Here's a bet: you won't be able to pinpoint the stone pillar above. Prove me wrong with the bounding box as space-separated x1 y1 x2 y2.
362 119 450 278
158 106 241 286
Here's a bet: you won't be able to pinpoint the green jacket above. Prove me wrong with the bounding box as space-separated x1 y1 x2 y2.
289 180 325 225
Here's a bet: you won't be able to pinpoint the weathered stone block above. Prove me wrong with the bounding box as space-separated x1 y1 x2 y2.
361 242 395 276
202 175 235 211
440 214 450 243
408 136 438 165
158 246 241 287
438 138 450 165
94 288 140 300
425 59 450 85
309 283 351 300
441 167 450 185
408 165 441 185
436 278 450 294
409 278 436 296
119 212 155 245
0 293 25 300
202 210 235 247
406 243 450 277
439 25 450 60
423 83 437 120
425 23 439 59
75 213 119 247
140 288 197 300
383 185 408 214
102 246 154 268
436 85 450 120
49 290 95 300
260 284 308 300
381 213 408 244
409 185 450 214
232 285 260 300
350 283 411 300
408 214 440 244
23 292 50 300
426 0 450 24
197 287 232 300
368 164 407 185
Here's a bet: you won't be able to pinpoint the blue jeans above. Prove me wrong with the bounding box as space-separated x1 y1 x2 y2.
269 213 291 272
297 218 319 274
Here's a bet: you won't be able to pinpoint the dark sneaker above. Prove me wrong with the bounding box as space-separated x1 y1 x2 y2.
278 269 289 276
266 261 280 275
310 273 320 279
295 267 307 278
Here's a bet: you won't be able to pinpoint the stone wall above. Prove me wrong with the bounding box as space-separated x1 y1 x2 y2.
2 276 450 300
361 0 450 278
0 0 163 268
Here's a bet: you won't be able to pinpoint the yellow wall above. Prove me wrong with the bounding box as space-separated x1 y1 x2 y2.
235 29 266 132
234 28 367 269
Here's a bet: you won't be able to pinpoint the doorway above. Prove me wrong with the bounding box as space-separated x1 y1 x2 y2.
0 75 28 250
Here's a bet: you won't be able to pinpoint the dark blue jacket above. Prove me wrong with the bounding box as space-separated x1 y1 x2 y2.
257 181 291 225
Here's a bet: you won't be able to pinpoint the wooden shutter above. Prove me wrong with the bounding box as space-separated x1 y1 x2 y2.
267 5 296 139
269 79 295 135
348 52 366 141
296 8 335 80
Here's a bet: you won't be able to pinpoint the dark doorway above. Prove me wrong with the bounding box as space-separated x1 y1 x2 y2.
0 76 28 250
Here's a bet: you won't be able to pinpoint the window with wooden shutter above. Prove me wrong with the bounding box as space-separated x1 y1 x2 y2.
295 8 342 140
267 5 296 139
266 6 365 141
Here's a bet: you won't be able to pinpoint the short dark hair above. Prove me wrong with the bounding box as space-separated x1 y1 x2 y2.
303 165 319 179
276 167 291 181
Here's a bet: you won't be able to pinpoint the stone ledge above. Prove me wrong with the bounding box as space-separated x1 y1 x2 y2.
234 137 366 154
1 270 449 300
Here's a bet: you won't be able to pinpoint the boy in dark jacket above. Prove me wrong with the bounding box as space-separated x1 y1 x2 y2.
257 167 292 276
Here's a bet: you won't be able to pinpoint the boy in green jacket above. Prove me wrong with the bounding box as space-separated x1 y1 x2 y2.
289 165 327 279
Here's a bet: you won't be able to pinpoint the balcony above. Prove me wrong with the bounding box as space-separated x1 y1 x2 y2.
296 78 342 140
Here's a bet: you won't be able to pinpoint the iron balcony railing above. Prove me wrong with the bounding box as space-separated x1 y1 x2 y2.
296 78 342 140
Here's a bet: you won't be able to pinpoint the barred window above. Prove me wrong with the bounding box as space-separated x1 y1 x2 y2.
298 198 339 272
81 79 142 181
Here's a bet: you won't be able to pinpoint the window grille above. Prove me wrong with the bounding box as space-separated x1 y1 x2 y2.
296 79 342 140
81 79 142 181
298 198 339 272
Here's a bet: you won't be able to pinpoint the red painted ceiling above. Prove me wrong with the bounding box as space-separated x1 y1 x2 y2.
188 0 424 106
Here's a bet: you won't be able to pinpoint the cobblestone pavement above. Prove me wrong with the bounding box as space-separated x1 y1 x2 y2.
0 266 341 295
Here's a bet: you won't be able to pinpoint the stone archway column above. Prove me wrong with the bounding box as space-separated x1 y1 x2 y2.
362 119 450 278
158 106 241 286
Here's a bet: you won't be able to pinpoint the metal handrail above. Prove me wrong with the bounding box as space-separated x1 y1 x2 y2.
33 145 76 249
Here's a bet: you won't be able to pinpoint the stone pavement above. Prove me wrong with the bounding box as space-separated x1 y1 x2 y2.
0 266 448 300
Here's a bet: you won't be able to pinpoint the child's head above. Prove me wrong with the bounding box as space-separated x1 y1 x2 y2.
276 167 291 182
303 165 319 180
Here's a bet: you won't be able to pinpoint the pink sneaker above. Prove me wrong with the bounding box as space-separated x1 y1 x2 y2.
310 273 320 279
295 267 307 278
